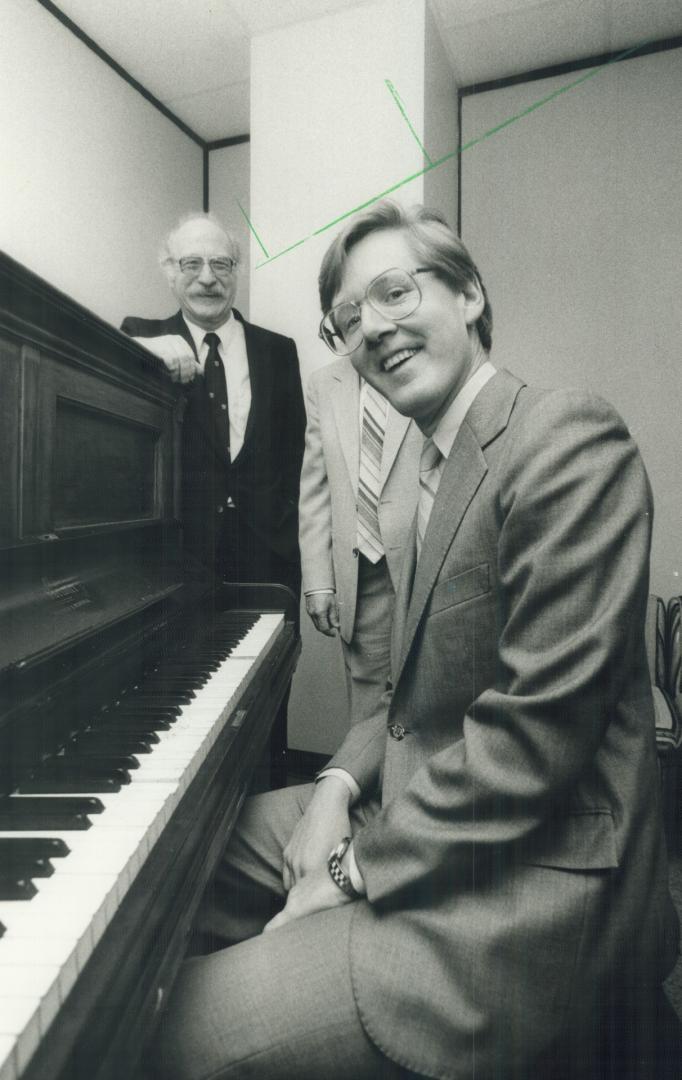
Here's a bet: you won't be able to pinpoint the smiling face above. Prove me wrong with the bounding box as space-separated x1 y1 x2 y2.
167 219 238 330
337 229 486 434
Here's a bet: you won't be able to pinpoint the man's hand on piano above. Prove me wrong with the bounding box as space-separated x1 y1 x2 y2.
131 335 199 383
281 776 352 891
263 863 353 932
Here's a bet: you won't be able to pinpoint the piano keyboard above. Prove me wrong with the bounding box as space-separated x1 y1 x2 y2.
0 610 285 1080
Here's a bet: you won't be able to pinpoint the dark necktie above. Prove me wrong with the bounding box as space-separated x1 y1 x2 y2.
203 332 230 461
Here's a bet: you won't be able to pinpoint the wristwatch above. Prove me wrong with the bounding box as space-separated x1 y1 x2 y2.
327 836 360 899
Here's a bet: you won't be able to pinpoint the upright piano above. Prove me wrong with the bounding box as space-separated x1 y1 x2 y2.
0 252 301 1080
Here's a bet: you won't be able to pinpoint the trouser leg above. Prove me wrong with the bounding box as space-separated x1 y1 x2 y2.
154 785 409 1080
154 902 416 1080
341 555 394 726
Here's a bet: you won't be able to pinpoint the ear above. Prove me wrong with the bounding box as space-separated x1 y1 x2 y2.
161 259 174 283
462 276 485 327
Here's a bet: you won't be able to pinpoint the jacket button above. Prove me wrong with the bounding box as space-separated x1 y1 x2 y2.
216 505 224 514
352 547 359 558
388 723 405 740
385 680 393 692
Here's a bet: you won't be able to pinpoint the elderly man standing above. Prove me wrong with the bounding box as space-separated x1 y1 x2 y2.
299 356 421 725
121 212 305 600
153 201 678 1080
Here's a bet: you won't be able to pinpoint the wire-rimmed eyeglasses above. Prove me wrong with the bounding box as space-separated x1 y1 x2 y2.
175 256 237 279
319 267 431 356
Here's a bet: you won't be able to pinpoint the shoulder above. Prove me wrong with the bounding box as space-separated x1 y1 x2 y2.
237 312 296 353
510 382 631 441
501 380 649 500
308 357 345 388
120 312 183 337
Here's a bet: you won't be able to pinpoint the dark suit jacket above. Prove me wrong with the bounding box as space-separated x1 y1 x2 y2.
121 310 305 594
328 369 679 1078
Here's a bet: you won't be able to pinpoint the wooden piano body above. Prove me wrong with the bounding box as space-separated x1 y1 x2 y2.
0 252 300 1080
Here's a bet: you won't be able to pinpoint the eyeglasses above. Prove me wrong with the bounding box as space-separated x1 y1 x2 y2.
176 256 237 279
319 267 431 356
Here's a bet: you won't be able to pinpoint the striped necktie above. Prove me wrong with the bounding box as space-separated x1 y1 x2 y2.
357 385 389 563
417 437 444 559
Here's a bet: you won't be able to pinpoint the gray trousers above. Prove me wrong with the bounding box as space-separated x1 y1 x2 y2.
152 784 417 1080
341 554 394 726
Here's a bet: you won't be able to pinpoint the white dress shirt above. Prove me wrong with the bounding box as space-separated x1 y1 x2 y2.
319 360 497 893
184 313 251 460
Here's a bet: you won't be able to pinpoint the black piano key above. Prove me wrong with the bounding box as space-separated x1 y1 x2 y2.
2 856 54 879
0 796 100 831
37 757 134 782
135 677 200 689
94 716 167 735
153 662 219 674
0 837 70 857
0 796 105 815
128 691 194 704
68 732 153 755
17 776 122 794
0 875 38 900
0 921 5 938
112 703 182 717
0 810 92 831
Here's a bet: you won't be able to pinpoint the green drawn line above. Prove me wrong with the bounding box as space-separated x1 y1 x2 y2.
237 200 269 258
385 79 433 164
313 166 435 236
255 235 309 267
255 38 649 267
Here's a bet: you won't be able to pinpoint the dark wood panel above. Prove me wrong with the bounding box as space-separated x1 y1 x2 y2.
0 334 21 544
53 399 159 526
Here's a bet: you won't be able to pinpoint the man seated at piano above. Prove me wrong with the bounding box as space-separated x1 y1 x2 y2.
151 201 679 1080
121 212 306 602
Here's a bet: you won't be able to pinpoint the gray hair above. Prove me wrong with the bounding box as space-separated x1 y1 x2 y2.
159 211 241 276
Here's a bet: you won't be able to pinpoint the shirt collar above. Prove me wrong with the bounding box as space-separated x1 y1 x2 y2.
183 312 236 355
431 360 496 459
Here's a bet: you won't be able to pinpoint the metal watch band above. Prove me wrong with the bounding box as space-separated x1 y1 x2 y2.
327 836 359 899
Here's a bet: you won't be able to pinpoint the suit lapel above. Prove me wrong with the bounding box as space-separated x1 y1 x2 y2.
393 369 525 687
393 427 487 684
380 408 411 491
237 313 260 455
331 362 361 493
163 310 198 356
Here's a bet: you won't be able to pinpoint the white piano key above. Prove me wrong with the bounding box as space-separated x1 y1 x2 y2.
0 964 61 1038
0 936 79 1002
0 1035 17 1080
0 998 41 1075
0 612 285 1077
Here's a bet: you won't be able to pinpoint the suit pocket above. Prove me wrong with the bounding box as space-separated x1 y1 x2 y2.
428 562 490 616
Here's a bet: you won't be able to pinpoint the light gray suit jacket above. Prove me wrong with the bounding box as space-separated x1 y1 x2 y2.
299 359 422 642
328 369 679 1078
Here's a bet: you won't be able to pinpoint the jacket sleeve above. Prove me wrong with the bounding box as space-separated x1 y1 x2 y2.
352 392 654 903
280 337 306 514
298 370 336 594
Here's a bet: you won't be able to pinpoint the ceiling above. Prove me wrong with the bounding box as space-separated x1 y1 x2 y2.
51 0 682 142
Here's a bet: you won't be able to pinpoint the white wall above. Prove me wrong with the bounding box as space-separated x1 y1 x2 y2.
250 0 429 381
250 0 430 754
0 0 202 329
461 48 682 599
423 3 459 226
208 144 251 318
